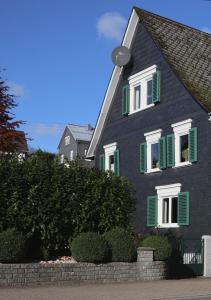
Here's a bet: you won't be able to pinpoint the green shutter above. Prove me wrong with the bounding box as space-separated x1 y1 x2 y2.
114 149 120 176
153 70 161 103
140 143 147 173
178 192 190 226
99 154 105 171
122 85 130 116
189 127 198 163
147 196 158 227
159 137 166 169
167 134 175 167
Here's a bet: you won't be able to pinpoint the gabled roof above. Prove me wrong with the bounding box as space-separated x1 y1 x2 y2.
134 7 211 111
87 7 211 158
67 124 94 142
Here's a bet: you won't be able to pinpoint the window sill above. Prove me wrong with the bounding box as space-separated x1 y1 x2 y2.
157 224 179 228
129 104 154 115
173 162 192 169
146 168 161 174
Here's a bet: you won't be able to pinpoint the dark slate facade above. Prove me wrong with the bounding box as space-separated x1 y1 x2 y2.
95 22 211 239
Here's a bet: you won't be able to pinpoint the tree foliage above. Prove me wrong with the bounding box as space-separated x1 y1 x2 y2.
0 72 25 152
0 151 135 258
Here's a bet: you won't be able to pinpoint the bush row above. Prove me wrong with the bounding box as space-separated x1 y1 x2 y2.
0 151 135 259
0 227 172 263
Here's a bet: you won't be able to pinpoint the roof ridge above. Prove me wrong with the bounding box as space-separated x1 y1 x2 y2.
134 6 211 37
68 123 93 128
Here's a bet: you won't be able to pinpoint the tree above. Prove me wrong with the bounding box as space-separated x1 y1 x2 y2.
0 72 25 152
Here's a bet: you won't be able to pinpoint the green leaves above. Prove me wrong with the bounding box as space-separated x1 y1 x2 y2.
0 151 135 258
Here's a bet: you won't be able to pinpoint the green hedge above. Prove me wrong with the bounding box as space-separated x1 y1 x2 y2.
0 151 135 258
71 232 110 263
141 235 172 261
104 227 136 262
0 228 27 263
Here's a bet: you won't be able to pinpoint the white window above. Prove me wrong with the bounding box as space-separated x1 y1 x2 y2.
70 150 74 161
156 183 181 228
65 136 70 146
144 129 162 173
128 65 157 114
171 119 192 168
60 154 64 164
103 142 117 172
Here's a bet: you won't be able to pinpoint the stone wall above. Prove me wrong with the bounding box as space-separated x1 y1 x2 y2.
0 248 167 286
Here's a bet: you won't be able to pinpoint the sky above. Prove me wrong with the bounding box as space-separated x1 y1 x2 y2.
0 0 211 153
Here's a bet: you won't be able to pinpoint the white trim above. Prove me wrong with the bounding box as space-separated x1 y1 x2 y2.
171 119 192 168
145 129 162 173
128 65 157 82
171 119 192 129
86 9 139 158
70 150 74 161
156 183 181 228
129 65 156 115
144 129 162 139
103 142 117 150
103 142 117 171
155 183 182 196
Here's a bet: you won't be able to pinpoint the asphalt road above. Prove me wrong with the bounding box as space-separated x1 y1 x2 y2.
1 278 211 300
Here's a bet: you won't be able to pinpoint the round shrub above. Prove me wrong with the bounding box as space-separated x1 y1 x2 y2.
71 232 109 263
0 228 27 263
141 235 172 261
104 227 136 262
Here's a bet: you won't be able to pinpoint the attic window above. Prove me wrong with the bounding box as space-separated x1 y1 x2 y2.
65 136 70 146
128 65 159 114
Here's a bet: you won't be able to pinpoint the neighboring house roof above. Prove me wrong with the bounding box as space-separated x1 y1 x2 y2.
87 7 211 158
67 124 94 142
58 124 94 149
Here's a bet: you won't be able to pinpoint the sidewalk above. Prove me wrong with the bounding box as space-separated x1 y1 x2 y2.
1 278 211 300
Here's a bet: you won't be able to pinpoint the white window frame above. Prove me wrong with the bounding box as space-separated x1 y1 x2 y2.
128 65 157 115
103 142 117 172
70 150 74 161
156 183 181 228
171 119 192 168
144 129 162 173
65 136 70 146
60 154 64 164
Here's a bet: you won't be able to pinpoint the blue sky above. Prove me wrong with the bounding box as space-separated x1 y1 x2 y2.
0 0 210 152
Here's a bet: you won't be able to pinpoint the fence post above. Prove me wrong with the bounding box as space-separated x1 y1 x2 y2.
202 235 211 277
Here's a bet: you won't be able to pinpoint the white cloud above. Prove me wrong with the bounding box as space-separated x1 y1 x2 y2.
8 81 27 97
201 27 211 34
29 123 63 137
97 12 127 42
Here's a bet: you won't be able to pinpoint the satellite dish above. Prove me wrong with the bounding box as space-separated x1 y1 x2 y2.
112 46 131 67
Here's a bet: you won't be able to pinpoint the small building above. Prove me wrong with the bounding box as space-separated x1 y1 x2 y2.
58 124 94 164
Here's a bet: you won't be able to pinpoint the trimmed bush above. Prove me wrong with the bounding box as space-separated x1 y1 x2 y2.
0 228 26 263
0 151 135 257
71 232 109 263
141 235 172 261
104 227 136 262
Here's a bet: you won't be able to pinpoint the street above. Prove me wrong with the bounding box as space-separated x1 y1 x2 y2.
0 278 211 300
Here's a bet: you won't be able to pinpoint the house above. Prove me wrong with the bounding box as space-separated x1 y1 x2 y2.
87 7 211 240
58 124 94 164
